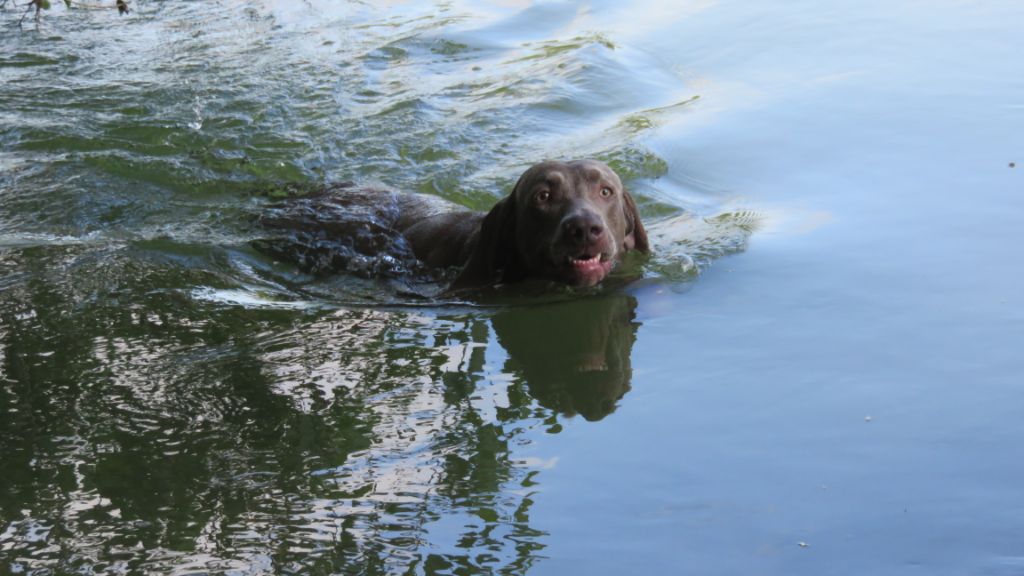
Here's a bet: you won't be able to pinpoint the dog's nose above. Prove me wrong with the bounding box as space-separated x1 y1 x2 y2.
563 211 605 245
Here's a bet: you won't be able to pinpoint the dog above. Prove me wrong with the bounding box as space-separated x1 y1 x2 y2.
256 159 649 290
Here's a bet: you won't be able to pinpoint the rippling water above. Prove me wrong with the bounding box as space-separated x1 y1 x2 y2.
2 1 1023 574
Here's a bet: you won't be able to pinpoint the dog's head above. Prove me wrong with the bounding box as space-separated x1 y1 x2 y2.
455 159 649 288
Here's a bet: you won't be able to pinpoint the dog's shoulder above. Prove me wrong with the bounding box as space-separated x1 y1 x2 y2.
401 209 484 269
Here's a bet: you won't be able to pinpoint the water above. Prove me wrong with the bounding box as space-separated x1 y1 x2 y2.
1 1 1022 574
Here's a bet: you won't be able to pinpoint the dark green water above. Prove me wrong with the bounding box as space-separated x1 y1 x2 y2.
2 1 1023 575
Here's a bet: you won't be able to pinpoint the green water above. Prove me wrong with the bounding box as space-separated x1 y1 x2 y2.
2 1 1023 574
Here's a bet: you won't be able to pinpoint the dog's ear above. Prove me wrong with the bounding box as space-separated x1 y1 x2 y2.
451 193 520 289
622 190 649 253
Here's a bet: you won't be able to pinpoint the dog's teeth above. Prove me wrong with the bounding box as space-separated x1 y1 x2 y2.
568 254 601 267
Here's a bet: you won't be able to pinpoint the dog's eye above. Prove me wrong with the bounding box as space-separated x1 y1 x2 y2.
599 187 614 197
536 190 550 202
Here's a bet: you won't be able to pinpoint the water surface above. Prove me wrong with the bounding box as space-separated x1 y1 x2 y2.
2 1 1023 574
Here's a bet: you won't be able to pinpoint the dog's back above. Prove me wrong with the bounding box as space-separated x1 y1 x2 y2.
254 184 475 279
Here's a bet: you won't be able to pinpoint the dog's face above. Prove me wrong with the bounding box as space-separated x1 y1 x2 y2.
456 159 648 288
512 160 644 286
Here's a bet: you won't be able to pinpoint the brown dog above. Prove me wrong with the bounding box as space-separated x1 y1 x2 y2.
256 159 649 289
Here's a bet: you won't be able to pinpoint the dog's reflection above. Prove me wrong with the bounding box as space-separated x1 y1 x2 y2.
490 294 640 422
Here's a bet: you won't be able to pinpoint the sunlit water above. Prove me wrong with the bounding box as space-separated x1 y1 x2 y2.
2 1 1022 574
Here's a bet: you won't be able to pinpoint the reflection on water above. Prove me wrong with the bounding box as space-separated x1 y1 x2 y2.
493 296 638 422
0 242 641 572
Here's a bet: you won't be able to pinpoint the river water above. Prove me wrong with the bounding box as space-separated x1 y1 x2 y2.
2 1 1022 574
